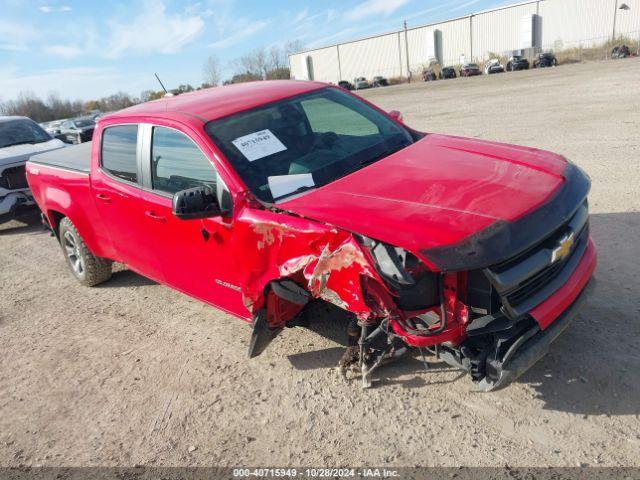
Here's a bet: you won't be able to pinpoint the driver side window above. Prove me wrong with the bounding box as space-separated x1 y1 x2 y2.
151 127 217 195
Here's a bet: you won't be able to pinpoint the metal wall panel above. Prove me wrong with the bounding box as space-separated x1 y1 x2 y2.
406 26 436 71
472 2 538 60
338 33 403 82
539 0 615 49
288 0 637 82
289 45 340 82
437 17 472 66
614 0 640 40
405 18 472 72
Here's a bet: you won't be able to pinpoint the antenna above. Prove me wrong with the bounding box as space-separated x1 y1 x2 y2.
154 73 168 93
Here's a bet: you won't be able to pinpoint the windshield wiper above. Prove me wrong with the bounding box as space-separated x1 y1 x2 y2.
358 144 407 167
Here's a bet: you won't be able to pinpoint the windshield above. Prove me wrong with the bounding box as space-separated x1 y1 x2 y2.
467 64 479 68
0 119 52 148
73 119 95 128
205 87 414 202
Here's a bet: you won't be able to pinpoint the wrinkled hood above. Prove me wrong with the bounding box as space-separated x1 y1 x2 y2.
280 134 568 255
0 139 65 167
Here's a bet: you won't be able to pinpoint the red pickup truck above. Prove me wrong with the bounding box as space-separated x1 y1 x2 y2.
26 80 596 391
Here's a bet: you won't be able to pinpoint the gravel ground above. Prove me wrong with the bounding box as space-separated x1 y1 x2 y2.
1 59 639 468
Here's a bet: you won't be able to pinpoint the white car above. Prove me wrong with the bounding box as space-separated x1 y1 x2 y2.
353 77 371 90
484 59 505 74
0 116 65 223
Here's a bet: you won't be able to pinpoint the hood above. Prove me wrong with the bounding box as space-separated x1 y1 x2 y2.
0 139 65 167
279 134 568 256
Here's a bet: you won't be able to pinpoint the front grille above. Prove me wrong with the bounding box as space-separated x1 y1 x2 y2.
505 225 588 307
0 165 28 190
484 201 589 317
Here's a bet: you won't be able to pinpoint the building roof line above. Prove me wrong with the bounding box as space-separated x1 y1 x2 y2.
289 0 543 57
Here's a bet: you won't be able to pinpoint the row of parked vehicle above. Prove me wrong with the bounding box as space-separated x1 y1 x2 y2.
337 76 389 91
40 113 102 145
422 52 559 81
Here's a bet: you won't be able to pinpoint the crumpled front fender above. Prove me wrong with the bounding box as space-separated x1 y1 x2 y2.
233 208 395 325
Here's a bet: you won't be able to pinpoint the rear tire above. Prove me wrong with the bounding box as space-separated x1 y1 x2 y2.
58 217 112 286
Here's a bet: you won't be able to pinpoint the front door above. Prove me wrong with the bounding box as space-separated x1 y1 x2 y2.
139 125 247 318
91 124 164 282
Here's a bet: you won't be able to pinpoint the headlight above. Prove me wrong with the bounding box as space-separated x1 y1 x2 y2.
358 236 440 310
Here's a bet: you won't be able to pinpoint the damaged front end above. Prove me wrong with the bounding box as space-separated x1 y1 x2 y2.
240 180 595 392
238 209 471 388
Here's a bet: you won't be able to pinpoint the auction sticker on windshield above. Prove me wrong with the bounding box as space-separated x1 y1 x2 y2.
231 129 286 162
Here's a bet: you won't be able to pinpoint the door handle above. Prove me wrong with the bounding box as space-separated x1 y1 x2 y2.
96 193 111 203
145 210 166 223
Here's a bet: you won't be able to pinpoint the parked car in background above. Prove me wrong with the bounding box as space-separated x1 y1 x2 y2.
533 52 558 68
440 66 457 79
353 77 371 90
0 116 65 223
484 59 505 74
506 55 530 71
59 117 96 144
422 67 437 81
40 120 69 142
611 45 631 59
338 80 354 90
372 76 389 87
460 63 482 77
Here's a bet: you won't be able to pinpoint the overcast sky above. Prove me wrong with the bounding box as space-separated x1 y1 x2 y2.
0 0 510 102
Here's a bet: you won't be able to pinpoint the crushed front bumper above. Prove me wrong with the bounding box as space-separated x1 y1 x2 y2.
476 239 597 391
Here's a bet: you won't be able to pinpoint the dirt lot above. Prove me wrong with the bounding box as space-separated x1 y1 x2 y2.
1 59 639 468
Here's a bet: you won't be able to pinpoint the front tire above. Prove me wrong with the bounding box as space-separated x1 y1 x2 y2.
58 217 112 286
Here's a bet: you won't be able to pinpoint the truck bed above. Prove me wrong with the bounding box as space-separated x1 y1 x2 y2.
29 142 91 173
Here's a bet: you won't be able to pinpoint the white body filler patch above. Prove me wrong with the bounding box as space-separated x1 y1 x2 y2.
231 129 287 162
268 173 315 200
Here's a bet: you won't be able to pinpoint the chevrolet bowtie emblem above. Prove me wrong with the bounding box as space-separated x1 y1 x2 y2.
551 232 575 263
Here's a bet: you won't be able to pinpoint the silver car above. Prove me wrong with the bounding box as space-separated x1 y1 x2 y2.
59 117 96 144
0 116 65 223
353 77 371 90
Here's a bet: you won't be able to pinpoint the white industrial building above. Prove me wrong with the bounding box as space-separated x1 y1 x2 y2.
289 0 640 83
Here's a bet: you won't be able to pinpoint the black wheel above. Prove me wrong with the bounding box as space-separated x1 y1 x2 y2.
58 217 112 286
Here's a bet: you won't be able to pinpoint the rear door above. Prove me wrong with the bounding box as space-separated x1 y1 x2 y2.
90 124 164 282
138 124 247 318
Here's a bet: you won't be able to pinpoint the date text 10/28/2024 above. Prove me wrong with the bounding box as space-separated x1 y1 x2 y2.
233 468 400 478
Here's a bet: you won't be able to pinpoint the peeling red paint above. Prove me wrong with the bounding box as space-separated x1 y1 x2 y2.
233 209 394 324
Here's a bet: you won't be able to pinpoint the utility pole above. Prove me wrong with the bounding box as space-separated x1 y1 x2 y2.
404 20 411 83
470 14 474 62
612 0 619 41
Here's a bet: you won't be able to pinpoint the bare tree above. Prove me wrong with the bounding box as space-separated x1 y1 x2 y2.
0 91 85 122
228 41 305 83
284 40 305 56
203 55 222 87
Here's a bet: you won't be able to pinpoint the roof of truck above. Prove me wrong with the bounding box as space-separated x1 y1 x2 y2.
109 80 327 124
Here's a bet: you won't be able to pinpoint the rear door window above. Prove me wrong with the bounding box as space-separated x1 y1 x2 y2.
101 125 139 183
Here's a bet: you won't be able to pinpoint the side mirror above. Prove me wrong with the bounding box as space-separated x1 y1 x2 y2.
389 110 403 123
172 185 221 220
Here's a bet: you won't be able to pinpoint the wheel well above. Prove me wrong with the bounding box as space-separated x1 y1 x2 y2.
48 210 66 238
